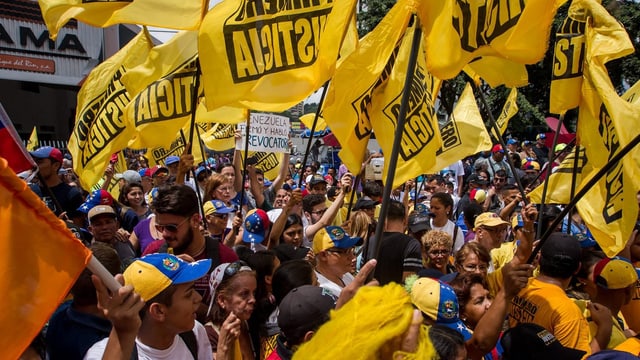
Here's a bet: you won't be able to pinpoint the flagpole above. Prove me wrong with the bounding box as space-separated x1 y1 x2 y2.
184 59 202 183
298 80 330 189
371 15 422 265
345 174 361 220
179 129 207 229
527 132 640 264
535 114 564 240
468 81 529 206
567 137 581 234
527 137 576 186
87 255 122 292
238 111 251 212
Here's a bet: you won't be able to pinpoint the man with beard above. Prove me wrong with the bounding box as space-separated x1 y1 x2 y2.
142 185 238 321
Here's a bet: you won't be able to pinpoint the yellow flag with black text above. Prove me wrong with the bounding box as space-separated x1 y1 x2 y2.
26 127 38 152
38 0 206 40
417 0 566 80
300 114 328 131
323 0 414 174
463 57 528 88
528 146 589 204
575 4 639 257
424 84 493 174
68 30 154 190
200 123 237 152
239 151 284 181
549 0 587 114
493 88 518 137
146 123 206 168
123 31 199 150
198 0 357 111
370 23 442 190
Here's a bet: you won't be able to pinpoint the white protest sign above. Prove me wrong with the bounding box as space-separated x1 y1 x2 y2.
236 113 290 153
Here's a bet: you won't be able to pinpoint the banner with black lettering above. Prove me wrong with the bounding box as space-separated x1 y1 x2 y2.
200 123 237 151
123 31 199 150
528 146 589 204
424 84 493 174
323 0 414 175
198 0 357 111
463 57 528 88
146 123 206 168
575 5 639 257
39 0 206 40
239 151 284 181
370 24 442 190
549 0 587 114
493 88 518 137
236 113 290 153
68 30 154 190
417 0 566 81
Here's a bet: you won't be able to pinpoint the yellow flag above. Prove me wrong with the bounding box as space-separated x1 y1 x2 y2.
146 123 206 168
424 84 493 174
198 0 357 111
549 0 588 114
239 151 284 180
528 146 589 204
68 30 154 190
417 0 566 80
26 127 38 152
493 88 519 137
464 57 529 88
39 0 206 40
299 114 328 131
323 0 414 174
199 123 237 152
123 31 199 150
196 102 248 125
575 5 638 257
370 23 442 190
339 15 360 63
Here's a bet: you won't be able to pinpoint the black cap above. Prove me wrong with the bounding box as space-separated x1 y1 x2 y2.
408 213 431 234
501 323 586 360
309 174 327 186
541 232 582 263
353 198 378 211
272 243 309 263
278 285 337 340
467 174 489 186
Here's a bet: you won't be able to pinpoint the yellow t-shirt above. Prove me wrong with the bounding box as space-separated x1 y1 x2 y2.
574 299 628 350
508 278 592 355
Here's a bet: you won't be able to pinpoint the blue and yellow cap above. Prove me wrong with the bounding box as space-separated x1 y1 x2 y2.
123 253 211 300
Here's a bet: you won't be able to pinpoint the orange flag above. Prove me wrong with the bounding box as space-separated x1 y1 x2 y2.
0 157 92 359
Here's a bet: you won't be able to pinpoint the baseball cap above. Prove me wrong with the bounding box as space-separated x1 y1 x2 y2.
540 232 582 265
474 212 508 230
501 323 586 360
536 133 547 140
78 189 114 213
150 165 169 178
521 140 532 147
88 205 116 223
492 144 504 153
511 213 525 230
469 188 487 203
507 139 518 146
313 226 362 253
263 178 272 187
408 276 473 340
272 243 310 262
123 253 211 301
309 174 327 186
408 213 431 234
593 257 640 290
114 169 142 183
555 143 567 153
138 168 150 178
30 146 63 163
203 200 235 216
165 155 180 166
522 160 540 171
278 285 337 341
353 198 378 211
242 209 271 243
195 166 210 179
414 203 429 216
467 174 489 186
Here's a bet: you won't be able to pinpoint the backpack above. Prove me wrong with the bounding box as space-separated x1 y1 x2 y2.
130 330 198 359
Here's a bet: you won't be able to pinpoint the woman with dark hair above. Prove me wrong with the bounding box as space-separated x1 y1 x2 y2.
118 182 151 220
429 325 467 360
440 242 492 284
430 192 465 252
206 261 257 359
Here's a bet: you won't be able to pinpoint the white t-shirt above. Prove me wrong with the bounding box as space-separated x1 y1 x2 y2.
430 219 465 253
84 321 212 360
316 270 354 298
442 160 465 194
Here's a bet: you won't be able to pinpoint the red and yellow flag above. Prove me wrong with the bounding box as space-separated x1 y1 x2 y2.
0 157 92 359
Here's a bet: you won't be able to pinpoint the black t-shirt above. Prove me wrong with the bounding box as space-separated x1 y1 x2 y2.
30 182 84 217
372 232 422 286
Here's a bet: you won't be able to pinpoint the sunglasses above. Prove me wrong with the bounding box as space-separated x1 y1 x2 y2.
224 260 252 280
326 247 355 256
211 213 229 219
155 217 190 233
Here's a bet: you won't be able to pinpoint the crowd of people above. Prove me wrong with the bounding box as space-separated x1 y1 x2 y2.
19 135 640 359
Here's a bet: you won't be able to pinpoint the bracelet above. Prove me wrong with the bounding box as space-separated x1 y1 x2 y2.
521 228 534 234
